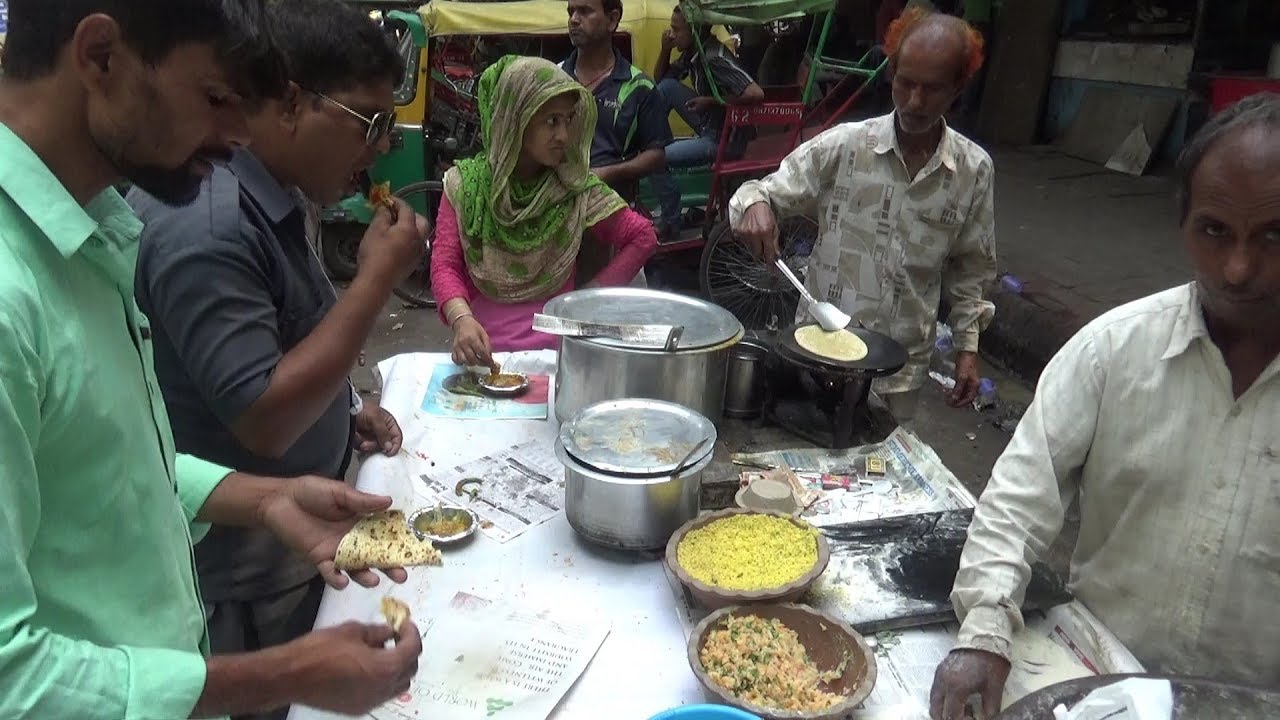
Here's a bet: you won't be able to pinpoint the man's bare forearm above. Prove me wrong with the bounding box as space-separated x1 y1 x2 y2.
233 272 390 458
654 51 672 81
194 471 277 528
191 648 294 718
594 149 665 186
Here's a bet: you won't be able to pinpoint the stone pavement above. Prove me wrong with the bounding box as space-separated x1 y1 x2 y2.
979 146 1193 381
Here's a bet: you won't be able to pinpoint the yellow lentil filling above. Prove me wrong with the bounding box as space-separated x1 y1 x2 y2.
700 615 845 712
677 514 818 591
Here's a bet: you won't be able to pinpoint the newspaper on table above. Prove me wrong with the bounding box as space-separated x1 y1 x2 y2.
683 428 1143 717
416 439 565 543
731 427 977 528
370 592 610 720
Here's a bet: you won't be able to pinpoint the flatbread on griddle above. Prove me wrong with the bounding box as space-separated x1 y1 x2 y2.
334 510 443 570
794 325 869 362
380 596 411 632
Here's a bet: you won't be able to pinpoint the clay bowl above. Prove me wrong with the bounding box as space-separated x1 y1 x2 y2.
666 508 830 611
688 603 878 720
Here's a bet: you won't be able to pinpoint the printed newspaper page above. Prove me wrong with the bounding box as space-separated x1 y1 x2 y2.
731 427 977 528
416 439 565 543
370 592 610 720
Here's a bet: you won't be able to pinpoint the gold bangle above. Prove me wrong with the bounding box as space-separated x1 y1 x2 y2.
449 311 474 328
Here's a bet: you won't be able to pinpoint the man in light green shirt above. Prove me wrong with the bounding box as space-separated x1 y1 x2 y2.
0 2 422 718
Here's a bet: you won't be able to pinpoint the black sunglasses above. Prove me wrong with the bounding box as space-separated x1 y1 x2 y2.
308 89 397 146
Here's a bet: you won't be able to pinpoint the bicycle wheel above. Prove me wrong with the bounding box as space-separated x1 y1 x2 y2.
698 216 818 331
318 221 361 282
391 180 443 308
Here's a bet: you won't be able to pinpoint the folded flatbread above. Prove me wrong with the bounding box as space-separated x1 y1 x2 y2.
794 325 869 363
334 510 443 570
380 596 411 632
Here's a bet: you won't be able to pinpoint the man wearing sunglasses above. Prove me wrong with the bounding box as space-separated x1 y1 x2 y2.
128 2 428 710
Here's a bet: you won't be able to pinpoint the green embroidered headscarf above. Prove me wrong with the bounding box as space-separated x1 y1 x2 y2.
443 55 626 303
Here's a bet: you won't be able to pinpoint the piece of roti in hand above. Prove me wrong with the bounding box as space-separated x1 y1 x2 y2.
794 324 869 362
380 596 411 632
334 510 443 570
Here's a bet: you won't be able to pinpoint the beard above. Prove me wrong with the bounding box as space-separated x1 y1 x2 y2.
118 148 232 206
115 160 207 206
570 27 609 49
895 112 940 136
94 129 232 207
1199 280 1280 335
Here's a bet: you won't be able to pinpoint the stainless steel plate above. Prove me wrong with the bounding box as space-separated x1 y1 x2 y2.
560 398 717 475
542 287 742 351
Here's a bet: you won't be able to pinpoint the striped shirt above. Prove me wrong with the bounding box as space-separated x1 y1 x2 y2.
952 283 1280 686
669 37 755 134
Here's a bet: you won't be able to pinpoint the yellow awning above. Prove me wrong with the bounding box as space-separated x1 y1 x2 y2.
418 0 732 88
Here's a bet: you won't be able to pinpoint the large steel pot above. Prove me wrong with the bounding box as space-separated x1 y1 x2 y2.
557 398 717 551
545 288 744 425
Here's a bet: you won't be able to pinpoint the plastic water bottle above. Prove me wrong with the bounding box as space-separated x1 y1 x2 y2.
930 322 956 376
973 377 997 410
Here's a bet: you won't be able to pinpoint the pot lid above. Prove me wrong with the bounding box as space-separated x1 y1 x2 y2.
560 398 717 475
542 287 742 351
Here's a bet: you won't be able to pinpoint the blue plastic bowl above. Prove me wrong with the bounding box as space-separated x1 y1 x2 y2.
647 705 762 720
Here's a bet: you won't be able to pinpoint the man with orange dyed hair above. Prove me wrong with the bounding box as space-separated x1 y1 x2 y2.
730 7 996 424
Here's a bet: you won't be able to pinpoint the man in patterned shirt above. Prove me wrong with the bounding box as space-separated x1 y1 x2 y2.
730 7 995 422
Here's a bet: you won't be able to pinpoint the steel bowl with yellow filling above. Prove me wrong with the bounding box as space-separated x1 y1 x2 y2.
409 504 479 545
477 370 530 397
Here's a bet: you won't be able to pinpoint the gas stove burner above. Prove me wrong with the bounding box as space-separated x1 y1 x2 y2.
760 324 908 449
764 363 877 449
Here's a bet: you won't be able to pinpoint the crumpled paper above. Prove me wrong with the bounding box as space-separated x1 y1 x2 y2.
1052 678 1173 720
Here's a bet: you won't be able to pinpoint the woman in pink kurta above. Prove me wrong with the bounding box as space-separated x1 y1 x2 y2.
430 55 657 365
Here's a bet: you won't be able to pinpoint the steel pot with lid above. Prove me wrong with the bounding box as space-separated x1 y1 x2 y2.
544 288 744 425
557 398 717 551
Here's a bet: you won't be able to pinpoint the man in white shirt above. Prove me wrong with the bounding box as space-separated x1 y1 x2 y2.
729 7 996 422
929 92 1280 720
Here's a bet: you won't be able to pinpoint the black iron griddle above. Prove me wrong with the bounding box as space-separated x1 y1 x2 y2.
763 323 910 449
776 322 908 376
820 509 1072 635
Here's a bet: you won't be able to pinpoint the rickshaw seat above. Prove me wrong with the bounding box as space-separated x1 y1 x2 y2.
761 85 804 103
712 102 806 177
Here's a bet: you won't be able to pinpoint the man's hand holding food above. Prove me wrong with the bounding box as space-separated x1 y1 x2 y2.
357 197 431 288
192 471 437 714
251 474 415 589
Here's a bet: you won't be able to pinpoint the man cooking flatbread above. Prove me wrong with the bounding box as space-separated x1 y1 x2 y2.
929 94 1280 718
729 7 997 423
